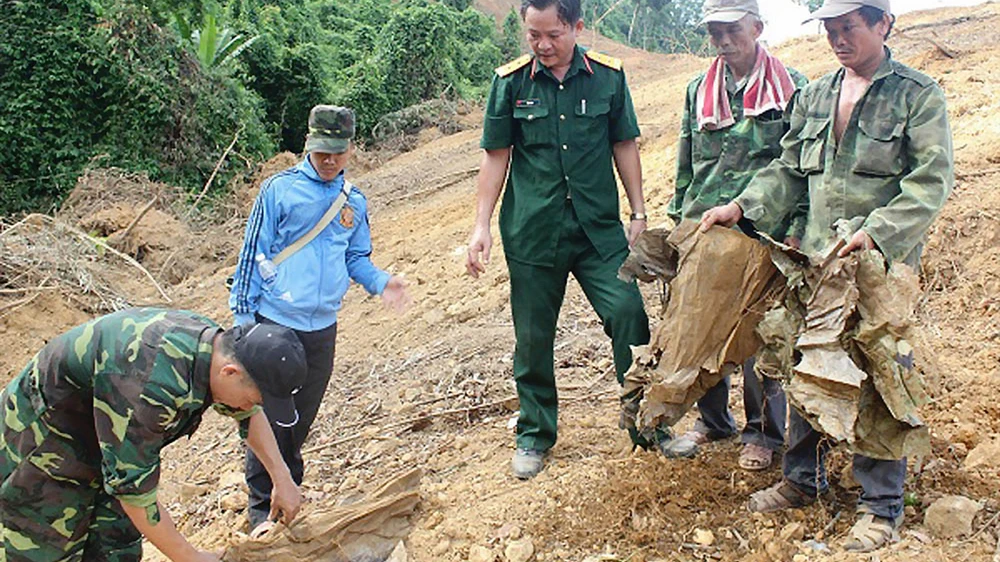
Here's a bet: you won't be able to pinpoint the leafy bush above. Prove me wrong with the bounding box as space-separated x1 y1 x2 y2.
0 0 272 215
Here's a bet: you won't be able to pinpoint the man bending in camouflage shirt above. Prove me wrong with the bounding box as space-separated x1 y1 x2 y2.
700 0 953 552
1 308 307 561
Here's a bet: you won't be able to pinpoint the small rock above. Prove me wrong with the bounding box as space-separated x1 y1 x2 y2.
963 438 1000 470
432 539 451 557
180 483 209 500
505 537 535 562
906 529 933 544
924 495 982 538
692 528 715 546
792 555 808 562
219 490 244 511
802 539 830 553
218 471 244 489
779 522 806 542
469 545 495 562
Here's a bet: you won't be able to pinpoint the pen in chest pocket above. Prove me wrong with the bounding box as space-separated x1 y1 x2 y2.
581 99 586 114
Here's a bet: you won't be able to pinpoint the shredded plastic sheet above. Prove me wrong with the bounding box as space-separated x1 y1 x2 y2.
619 220 930 460
223 469 421 562
618 222 784 441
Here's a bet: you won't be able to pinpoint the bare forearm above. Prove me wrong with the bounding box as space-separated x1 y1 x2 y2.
613 139 645 215
122 501 197 561
474 148 511 228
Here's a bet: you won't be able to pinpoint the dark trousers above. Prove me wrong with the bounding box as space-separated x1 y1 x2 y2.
507 203 650 452
246 314 337 527
693 357 788 451
783 408 907 519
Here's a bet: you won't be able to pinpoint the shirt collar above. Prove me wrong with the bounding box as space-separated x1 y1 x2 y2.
833 46 895 89
531 45 592 82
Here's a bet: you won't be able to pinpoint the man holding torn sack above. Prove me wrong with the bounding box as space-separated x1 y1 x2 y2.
660 0 807 470
700 0 953 552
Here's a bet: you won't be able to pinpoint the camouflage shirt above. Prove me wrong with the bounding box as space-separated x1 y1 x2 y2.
735 50 954 265
670 64 809 240
1 308 254 512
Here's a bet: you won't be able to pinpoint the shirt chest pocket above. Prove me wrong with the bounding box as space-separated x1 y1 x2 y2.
854 118 905 177
514 106 551 147
799 118 828 173
574 99 611 142
692 127 723 161
748 117 786 160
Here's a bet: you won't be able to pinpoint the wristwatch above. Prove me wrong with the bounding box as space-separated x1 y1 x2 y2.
630 212 647 221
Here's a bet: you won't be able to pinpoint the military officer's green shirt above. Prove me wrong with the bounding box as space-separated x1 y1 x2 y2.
670 64 809 239
481 46 641 266
735 50 954 265
1 308 256 517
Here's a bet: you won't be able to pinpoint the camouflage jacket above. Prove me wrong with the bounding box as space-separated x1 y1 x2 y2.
670 64 809 240
734 50 954 265
1 308 254 512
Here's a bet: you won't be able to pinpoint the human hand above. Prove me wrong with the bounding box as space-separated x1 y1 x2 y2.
838 229 876 257
465 225 492 278
627 218 647 247
381 276 411 313
783 236 801 250
699 202 743 233
268 476 301 526
189 552 222 562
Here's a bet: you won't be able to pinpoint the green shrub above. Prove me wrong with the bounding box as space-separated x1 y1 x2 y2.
0 0 273 215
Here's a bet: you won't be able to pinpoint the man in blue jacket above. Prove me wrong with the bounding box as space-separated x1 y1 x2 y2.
229 105 408 532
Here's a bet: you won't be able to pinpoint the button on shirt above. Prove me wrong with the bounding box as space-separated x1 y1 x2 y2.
481 46 641 267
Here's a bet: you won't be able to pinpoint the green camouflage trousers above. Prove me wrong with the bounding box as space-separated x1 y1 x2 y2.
0 378 142 562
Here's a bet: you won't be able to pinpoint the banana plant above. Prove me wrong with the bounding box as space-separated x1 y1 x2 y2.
175 9 258 69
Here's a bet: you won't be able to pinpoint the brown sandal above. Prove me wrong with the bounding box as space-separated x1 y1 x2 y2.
739 443 774 471
842 511 902 552
748 479 816 513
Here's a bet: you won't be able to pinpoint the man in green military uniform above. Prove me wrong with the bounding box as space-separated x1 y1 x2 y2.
465 0 650 479
660 0 807 470
0 308 307 561
701 0 953 551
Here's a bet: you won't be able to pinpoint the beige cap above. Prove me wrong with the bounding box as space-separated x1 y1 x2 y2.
700 0 760 25
804 0 891 22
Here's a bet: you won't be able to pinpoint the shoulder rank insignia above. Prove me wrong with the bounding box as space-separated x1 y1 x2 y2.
495 54 532 77
585 50 623 71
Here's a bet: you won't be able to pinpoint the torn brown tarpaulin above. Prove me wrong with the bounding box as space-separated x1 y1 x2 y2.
618 222 785 439
757 232 930 461
223 469 421 562
619 220 930 460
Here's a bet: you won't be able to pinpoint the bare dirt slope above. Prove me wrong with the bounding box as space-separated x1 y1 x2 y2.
2 5 999 561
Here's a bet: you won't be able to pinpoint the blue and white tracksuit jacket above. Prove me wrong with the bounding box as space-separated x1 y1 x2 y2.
229 157 390 331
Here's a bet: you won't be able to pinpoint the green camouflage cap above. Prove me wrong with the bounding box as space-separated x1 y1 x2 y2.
804 0 891 22
700 0 760 24
305 105 355 154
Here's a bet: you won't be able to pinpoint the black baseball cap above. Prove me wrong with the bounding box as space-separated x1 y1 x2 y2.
231 323 308 428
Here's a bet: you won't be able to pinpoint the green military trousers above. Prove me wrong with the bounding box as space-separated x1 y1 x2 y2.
506 202 650 452
0 383 143 562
